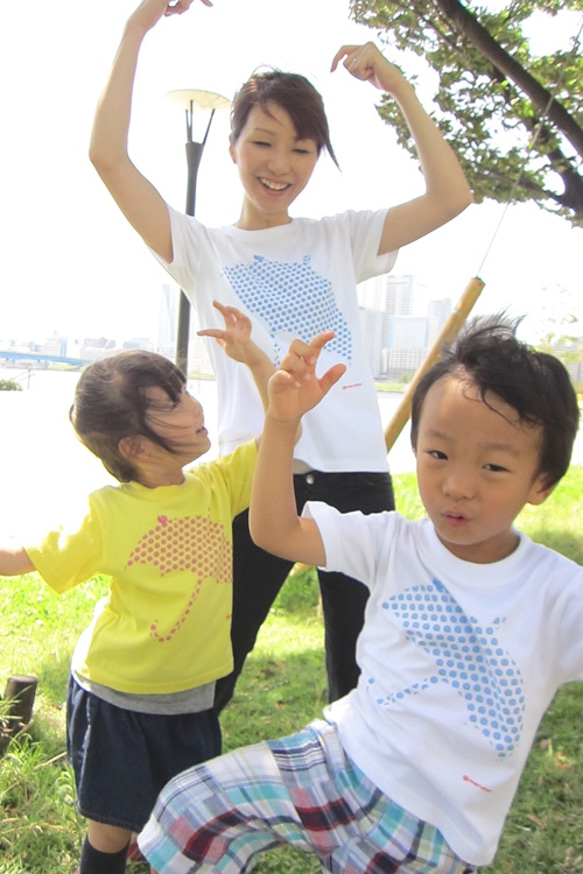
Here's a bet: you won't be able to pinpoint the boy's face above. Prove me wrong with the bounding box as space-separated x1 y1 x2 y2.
415 375 553 564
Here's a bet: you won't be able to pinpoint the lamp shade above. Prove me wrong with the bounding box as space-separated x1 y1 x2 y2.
165 89 230 112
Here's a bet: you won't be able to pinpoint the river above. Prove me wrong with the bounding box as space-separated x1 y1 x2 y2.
0 367 417 539
0 366 580 539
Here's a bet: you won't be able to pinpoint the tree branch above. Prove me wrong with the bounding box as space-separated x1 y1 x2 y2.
433 0 583 157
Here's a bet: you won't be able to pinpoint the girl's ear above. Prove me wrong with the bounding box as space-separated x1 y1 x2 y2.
118 436 146 463
228 137 237 164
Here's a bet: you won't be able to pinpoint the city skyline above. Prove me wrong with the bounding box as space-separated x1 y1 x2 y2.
0 275 484 384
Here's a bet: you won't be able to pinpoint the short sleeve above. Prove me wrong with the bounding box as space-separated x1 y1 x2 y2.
302 501 399 592
25 500 103 593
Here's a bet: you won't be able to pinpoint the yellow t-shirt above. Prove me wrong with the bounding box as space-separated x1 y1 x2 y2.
26 441 257 695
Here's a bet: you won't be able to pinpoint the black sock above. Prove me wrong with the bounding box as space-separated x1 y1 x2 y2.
79 835 129 874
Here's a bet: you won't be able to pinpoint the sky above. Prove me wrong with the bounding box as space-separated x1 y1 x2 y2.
0 0 581 347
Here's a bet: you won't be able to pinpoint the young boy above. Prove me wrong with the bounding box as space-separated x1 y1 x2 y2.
138 315 582 873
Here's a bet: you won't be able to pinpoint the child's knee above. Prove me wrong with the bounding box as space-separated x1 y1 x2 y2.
79 828 130 874
86 820 131 853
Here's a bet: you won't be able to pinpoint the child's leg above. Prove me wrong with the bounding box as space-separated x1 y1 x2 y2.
138 720 474 874
139 720 393 873
138 723 342 872
87 821 131 853
79 822 131 874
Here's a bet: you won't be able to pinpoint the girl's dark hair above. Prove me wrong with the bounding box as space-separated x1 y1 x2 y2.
70 350 187 483
410 314 580 488
230 69 339 167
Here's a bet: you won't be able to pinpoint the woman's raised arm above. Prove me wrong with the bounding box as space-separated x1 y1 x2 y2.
89 0 212 262
331 42 473 254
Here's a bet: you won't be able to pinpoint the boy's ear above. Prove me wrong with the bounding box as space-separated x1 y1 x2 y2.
228 137 237 164
527 474 556 507
118 436 146 463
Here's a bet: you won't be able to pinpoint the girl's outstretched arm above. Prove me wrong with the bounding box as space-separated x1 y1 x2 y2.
89 0 212 262
331 42 473 254
0 545 35 577
198 301 274 413
249 334 345 567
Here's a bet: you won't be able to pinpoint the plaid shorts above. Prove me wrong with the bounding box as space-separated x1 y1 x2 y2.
138 719 476 874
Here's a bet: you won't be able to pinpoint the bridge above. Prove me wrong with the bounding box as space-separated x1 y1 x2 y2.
0 350 91 367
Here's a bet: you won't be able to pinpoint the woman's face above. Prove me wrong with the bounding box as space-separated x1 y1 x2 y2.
230 101 319 229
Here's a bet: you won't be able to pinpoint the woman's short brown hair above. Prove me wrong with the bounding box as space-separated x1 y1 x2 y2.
230 69 338 167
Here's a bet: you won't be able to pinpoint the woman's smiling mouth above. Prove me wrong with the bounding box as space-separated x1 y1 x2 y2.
259 177 291 192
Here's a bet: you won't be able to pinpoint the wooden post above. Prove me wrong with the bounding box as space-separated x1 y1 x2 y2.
384 277 485 453
0 674 38 752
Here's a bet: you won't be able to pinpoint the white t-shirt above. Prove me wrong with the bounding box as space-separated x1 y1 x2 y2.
304 502 583 866
154 207 398 472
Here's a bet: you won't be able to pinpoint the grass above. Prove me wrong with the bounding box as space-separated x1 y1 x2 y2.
1 468 582 873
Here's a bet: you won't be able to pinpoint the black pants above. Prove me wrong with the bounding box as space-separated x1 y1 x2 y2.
214 470 395 712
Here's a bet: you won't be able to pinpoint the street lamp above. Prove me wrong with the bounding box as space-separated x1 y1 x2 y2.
166 89 230 374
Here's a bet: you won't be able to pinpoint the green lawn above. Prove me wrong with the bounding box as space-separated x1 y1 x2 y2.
1 468 582 873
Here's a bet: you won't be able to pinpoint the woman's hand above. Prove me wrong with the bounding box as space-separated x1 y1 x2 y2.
164 0 213 15
331 42 407 96
128 0 212 35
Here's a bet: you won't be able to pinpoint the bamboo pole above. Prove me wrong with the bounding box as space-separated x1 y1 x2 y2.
384 276 485 453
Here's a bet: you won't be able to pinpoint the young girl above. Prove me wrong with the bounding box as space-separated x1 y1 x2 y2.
0 304 338 874
89 0 474 711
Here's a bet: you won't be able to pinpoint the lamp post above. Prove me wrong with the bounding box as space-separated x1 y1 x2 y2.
166 89 230 374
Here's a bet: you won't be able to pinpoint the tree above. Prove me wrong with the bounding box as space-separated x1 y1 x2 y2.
350 0 583 225
0 379 22 392
529 284 583 389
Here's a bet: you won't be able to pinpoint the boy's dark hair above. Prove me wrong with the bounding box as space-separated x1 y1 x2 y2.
410 314 580 488
230 69 339 167
70 350 187 483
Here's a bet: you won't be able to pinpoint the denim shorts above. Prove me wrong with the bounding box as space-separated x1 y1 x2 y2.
66 676 221 832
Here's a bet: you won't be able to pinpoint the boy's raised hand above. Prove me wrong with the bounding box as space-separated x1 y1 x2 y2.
268 332 346 424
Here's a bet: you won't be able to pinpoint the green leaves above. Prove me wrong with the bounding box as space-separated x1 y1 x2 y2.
350 0 583 224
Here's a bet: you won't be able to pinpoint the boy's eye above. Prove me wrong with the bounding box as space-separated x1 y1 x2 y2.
428 449 447 460
484 463 508 473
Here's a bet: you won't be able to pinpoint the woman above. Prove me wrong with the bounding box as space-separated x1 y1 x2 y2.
90 0 473 712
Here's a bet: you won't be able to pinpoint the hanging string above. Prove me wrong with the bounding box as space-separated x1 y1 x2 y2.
475 14 583 278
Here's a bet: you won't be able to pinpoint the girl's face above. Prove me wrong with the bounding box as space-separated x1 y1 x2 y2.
229 101 319 230
140 386 210 486
147 385 209 450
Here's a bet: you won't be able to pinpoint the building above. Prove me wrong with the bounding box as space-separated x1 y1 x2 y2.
357 274 450 380
384 315 441 378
